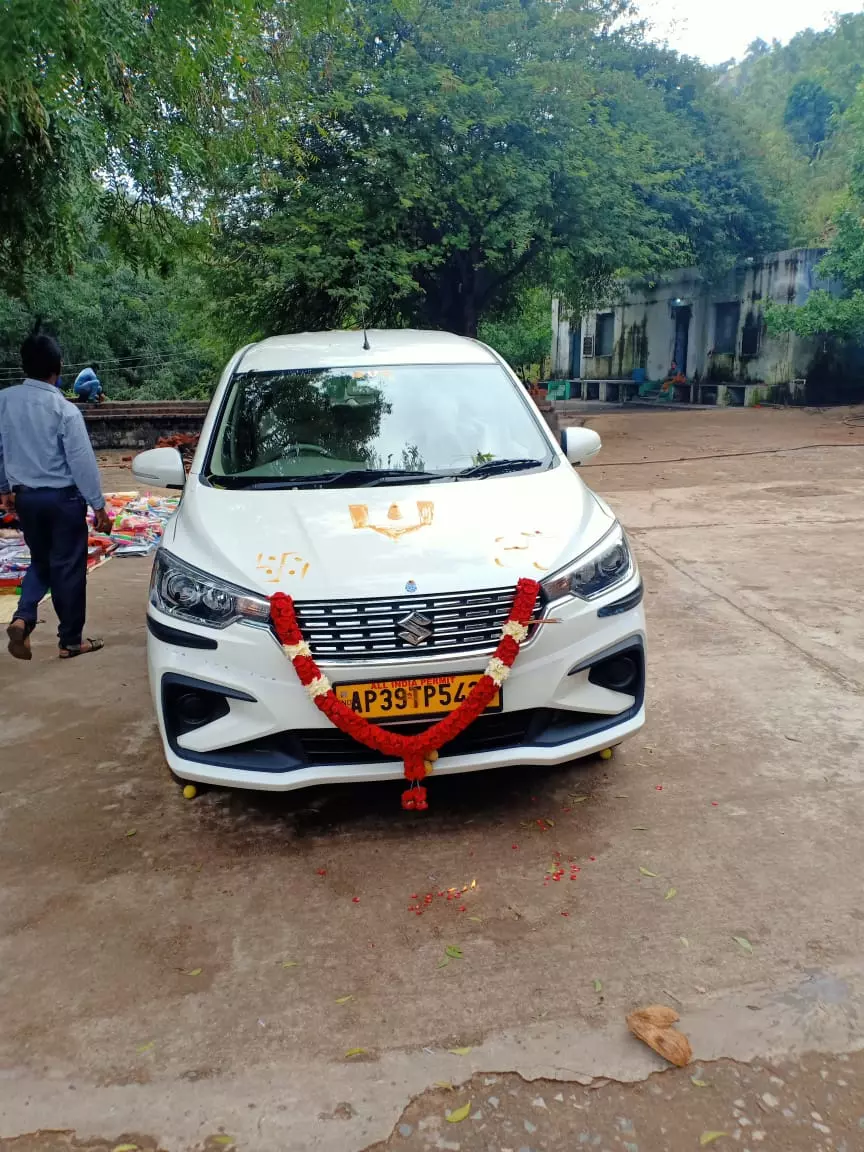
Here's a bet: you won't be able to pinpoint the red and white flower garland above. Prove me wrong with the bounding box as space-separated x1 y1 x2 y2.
270 578 540 810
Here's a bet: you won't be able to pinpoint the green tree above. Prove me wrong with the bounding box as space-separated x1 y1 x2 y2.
722 13 864 242
478 290 551 380
0 0 329 289
0 256 225 399
784 79 838 155
210 0 781 338
766 83 864 342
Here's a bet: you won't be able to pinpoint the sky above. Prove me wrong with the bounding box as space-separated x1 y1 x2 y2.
638 0 864 64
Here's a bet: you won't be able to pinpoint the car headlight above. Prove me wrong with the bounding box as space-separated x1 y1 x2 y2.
150 549 271 629
541 523 634 602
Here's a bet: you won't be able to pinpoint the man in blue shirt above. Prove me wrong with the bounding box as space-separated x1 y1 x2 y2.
74 364 104 404
0 328 112 660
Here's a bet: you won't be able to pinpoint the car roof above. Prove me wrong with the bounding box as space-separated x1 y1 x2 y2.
238 329 499 373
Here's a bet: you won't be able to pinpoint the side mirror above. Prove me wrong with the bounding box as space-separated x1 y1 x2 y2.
132 447 186 489
561 426 601 465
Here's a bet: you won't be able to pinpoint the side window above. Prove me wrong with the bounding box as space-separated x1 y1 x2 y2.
595 312 615 357
741 311 762 357
714 303 740 355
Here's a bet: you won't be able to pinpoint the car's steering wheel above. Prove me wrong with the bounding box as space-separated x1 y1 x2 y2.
293 443 335 457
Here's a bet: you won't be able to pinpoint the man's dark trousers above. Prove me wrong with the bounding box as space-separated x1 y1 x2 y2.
13 486 88 649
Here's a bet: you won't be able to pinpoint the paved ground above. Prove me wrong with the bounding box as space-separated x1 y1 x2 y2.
2 407 864 1151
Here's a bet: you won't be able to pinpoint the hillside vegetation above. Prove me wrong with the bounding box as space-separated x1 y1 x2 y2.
719 13 864 245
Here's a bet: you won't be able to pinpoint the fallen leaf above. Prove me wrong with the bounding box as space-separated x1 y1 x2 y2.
691 1078 709 1088
629 1005 680 1027
335 995 353 1004
444 945 463 959
125 829 137 838
680 937 690 948
446 1101 472 1124
185 968 203 977
281 960 300 968
437 958 450 968
112 1145 139 1152
614 794 629 798
593 979 603 993
632 825 648 831
136 1041 154 1054
639 867 658 877
627 1006 692 1067
700 1133 727 1146
570 795 589 804
212 1139 235 1147
468 916 483 923
665 887 677 900
448 1046 472 1055
344 1047 367 1058
434 1080 453 1089
732 936 753 954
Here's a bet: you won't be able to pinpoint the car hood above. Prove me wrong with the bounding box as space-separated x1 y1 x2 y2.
165 467 615 600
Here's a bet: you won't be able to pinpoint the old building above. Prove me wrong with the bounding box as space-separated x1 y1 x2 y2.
550 248 838 404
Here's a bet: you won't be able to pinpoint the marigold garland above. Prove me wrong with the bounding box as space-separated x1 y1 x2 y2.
270 578 540 810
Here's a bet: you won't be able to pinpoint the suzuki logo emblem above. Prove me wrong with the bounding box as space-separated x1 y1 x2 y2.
397 611 433 647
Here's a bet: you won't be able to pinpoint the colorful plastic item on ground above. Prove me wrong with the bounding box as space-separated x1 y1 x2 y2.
0 491 180 593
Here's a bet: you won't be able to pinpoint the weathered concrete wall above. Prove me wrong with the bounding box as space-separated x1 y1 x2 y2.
80 402 208 450
552 249 831 388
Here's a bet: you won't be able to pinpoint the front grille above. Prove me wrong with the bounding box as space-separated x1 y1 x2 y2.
297 710 541 764
291 586 542 663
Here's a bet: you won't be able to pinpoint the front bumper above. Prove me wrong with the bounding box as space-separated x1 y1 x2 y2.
146 578 647 792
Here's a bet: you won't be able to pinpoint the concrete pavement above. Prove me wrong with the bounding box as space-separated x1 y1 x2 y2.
2 408 864 1150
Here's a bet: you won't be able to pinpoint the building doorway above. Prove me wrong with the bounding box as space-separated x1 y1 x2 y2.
672 305 691 375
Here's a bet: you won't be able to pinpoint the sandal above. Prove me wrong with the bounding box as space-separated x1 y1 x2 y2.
59 638 105 659
6 619 33 661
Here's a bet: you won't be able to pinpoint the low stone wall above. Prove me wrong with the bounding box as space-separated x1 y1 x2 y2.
80 402 208 449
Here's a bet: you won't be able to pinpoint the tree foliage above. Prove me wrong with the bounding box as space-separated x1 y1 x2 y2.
720 13 864 242
0 0 328 289
737 16 864 342
0 256 224 399
478 290 551 380
767 87 864 341
784 79 839 156
210 0 781 338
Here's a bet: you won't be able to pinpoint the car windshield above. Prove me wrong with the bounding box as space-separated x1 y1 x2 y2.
207 363 553 485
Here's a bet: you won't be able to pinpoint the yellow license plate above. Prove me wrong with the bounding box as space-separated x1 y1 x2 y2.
334 673 502 721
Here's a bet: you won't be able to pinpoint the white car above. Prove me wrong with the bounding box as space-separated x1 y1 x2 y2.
133 330 645 794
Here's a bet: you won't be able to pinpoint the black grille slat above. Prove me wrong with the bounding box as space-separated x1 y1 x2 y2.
295 710 545 763
290 585 541 663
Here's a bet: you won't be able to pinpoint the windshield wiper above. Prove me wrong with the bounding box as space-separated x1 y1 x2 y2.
207 469 444 490
455 458 547 480
360 469 446 487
